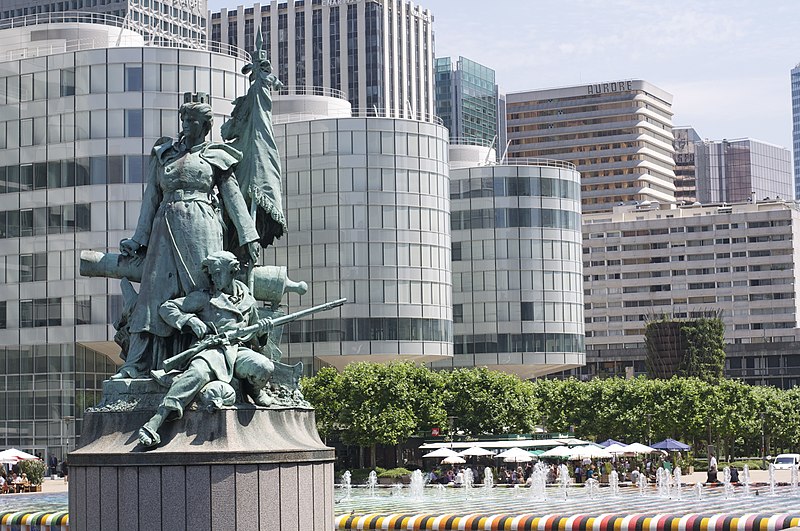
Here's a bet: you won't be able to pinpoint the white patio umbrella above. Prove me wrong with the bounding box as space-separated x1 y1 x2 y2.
458 446 495 457
423 447 460 458
569 446 613 460
624 443 658 454
496 447 533 463
441 455 466 465
539 445 573 458
604 443 629 455
0 448 39 464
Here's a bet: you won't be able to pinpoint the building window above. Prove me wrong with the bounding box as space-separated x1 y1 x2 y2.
125 109 143 137
125 66 143 92
20 298 61 328
75 297 92 325
61 67 76 97
19 253 47 282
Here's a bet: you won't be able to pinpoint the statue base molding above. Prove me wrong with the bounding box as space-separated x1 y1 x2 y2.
68 407 335 531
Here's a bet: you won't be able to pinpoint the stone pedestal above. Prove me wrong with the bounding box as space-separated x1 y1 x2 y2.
69 400 334 531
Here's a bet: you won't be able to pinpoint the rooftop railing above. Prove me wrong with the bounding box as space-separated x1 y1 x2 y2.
498 157 577 170
0 11 251 61
274 85 348 101
449 136 497 148
273 104 445 126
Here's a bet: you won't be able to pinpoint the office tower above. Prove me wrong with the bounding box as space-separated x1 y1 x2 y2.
695 138 792 204
672 126 701 204
266 103 453 372
583 200 800 348
792 63 800 198
0 12 251 455
436 144 585 378
208 0 435 121
577 199 800 387
0 0 208 48
506 80 677 212
435 56 499 149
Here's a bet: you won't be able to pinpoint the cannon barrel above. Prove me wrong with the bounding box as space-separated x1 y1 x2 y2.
80 250 307 304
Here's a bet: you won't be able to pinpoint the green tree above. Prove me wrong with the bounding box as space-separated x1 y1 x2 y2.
442 367 537 436
300 366 343 440
335 362 446 467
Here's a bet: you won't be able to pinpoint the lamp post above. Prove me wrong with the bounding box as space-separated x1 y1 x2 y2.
645 413 652 446
447 416 457 451
62 415 75 456
761 412 766 469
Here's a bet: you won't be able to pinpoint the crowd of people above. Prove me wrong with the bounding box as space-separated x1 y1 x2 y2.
422 455 688 487
0 454 68 494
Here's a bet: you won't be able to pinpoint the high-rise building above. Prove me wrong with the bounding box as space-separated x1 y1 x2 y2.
266 100 453 372
0 0 208 48
582 200 800 350
0 12 251 457
695 138 792 204
208 0 435 122
434 56 498 148
672 126 701 204
570 199 800 388
438 144 586 378
792 63 800 198
505 80 677 212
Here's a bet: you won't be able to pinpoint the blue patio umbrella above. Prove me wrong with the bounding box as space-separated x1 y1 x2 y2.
597 438 626 448
651 438 691 451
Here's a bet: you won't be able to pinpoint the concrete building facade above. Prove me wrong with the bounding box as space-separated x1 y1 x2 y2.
582 200 800 351
208 0 435 122
505 80 677 213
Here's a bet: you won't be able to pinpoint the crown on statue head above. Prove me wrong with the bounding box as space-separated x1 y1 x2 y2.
183 92 210 105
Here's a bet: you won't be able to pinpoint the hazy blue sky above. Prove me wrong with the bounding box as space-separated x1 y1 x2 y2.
207 0 800 148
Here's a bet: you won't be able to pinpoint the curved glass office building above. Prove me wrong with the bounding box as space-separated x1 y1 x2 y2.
267 105 453 371
440 145 585 378
0 13 250 456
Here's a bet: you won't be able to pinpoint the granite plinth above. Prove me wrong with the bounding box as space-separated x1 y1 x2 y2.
69 407 335 531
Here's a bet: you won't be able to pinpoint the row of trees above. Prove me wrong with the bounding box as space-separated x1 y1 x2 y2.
301 362 800 466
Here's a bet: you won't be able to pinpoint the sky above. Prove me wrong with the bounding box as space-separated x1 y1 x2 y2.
207 0 800 149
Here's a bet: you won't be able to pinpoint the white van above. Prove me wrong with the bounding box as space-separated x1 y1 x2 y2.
773 454 800 470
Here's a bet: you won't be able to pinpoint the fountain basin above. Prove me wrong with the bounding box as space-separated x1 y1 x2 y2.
333 484 800 531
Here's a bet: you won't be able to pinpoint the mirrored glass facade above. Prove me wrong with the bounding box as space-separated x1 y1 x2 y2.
0 18 249 457
435 56 498 148
695 138 792 204
792 64 800 198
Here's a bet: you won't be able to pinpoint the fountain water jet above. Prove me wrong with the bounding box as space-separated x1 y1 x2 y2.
768 464 776 495
366 470 378 498
529 462 548 500
409 469 425 499
341 471 353 501
608 470 620 497
742 465 751 497
673 467 682 500
722 467 734 500
483 467 494 489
